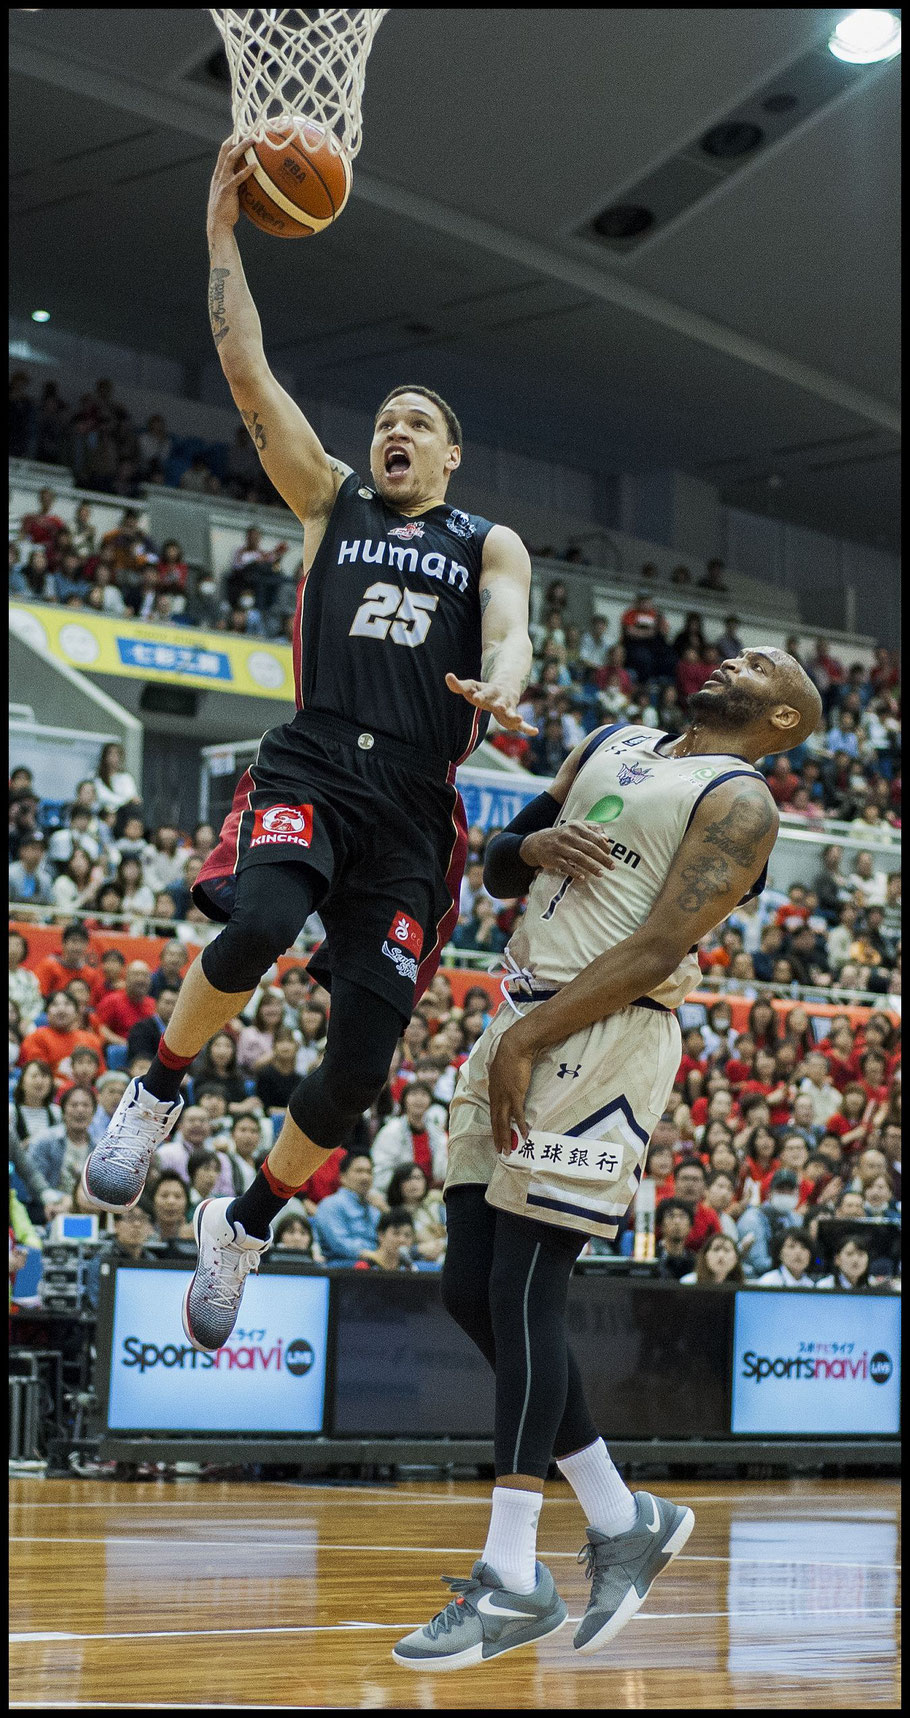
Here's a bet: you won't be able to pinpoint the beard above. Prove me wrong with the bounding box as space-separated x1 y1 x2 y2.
688 679 766 729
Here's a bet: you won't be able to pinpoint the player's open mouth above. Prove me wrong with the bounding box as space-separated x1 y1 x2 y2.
385 448 411 476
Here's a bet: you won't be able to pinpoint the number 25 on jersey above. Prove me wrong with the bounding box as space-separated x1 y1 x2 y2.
350 582 439 648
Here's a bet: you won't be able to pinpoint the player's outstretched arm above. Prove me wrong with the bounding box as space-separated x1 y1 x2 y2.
206 139 345 525
445 526 536 734
487 777 778 1149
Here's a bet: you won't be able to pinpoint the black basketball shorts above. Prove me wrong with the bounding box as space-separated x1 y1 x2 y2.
193 707 468 1016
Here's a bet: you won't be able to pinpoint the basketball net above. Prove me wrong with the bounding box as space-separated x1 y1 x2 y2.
210 8 389 159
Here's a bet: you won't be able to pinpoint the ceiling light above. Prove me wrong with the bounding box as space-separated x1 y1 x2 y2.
828 10 901 63
31 309 50 322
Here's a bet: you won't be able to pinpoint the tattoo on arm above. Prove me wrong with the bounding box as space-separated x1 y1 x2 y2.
703 791 776 867
481 643 501 682
675 854 733 914
208 267 230 347
480 588 492 616
674 789 776 916
240 408 267 451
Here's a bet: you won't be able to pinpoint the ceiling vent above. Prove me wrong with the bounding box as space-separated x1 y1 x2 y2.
581 37 886 253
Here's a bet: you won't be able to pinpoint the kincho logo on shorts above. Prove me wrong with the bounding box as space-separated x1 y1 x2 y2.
381 909 423 984
249 804 314 849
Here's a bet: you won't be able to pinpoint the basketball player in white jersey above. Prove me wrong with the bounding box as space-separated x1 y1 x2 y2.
393 647 822 1669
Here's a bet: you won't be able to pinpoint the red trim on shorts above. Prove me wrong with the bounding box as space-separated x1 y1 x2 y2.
414 776 469 1003
196 769 254 893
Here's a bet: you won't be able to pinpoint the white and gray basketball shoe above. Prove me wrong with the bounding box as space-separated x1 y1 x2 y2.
392 1560 567 1670
573 1491 695 1653
81 1079 184 1212
182 1197 271 1355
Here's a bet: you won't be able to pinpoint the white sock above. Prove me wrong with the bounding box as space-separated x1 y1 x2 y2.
481 1485 542 1593
556 1437 638 1536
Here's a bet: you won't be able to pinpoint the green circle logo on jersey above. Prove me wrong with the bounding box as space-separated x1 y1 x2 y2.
586 794 624 823
689 767 716 782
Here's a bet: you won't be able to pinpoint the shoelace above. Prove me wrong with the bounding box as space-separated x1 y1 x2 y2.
197 1242 262 1312
424 1575 484 1639
94 1114 162 1169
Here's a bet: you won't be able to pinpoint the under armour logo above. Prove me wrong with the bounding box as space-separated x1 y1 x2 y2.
557 1063 582 1079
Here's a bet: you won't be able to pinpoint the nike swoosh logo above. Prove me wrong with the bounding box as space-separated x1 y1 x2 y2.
646 1498 661 1534
476 1591 536 1619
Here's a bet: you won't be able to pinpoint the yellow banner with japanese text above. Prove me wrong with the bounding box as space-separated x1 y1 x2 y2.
9 602 293 699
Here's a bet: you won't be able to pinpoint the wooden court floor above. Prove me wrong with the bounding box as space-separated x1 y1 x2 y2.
9 1474 900 1710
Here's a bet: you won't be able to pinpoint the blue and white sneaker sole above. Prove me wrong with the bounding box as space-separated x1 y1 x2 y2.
181 1199 216 1354
575 1507 695 1654
391 1608 568 1671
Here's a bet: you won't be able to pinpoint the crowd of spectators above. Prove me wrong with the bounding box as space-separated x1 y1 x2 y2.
9 899 900 1301
10 373 277 507
639 991 901 1288
10 482 299 644
491 578 901 825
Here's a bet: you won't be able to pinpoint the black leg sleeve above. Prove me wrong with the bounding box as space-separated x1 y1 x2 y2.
442 1187 600 1472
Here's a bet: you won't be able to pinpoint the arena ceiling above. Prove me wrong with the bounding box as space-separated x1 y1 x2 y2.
8 8 901 552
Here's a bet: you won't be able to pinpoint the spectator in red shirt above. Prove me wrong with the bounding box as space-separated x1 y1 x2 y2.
672 1159 722 1252
300 1145 345 1207
774 883 811 930
692 1086 738 1139
676 1026 707 1088
766 757 802 808
20 486 66 561
19 990 104 1075
644 1137 677 1204
824 1082 870 1145
737 1046 778 1102
856 1050 891 1108
619 592 663 683
675 645 714 710
34 923 106 1005
155 539 190 593
821 1022 858 1090
725 1032 756 1091
99 948 127 995
850 1013 898 1076
94 960 157 1049
739 1123 780 1197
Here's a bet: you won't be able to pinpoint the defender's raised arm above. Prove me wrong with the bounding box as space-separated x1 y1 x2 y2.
206 139 345 526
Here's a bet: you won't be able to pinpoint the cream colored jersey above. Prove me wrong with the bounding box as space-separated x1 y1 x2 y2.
504 723 770 1011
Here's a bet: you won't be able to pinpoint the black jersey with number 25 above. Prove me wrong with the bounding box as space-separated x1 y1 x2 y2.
291 472 496 767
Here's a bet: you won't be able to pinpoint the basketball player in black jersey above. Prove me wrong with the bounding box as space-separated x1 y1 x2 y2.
82 138 536 1353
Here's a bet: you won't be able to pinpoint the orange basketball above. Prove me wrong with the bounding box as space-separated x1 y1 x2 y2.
239 121 352 238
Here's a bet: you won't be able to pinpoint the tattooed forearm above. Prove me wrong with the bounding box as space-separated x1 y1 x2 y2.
240 408 267 451
480 588 492 616
703 790 776 868
674 854 734 914
208 267 230 347
481 642 502 681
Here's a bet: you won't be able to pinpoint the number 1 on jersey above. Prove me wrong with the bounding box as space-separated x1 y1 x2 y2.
541 875 573 921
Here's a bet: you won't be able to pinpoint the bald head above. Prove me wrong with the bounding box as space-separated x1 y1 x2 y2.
763 651 823 751
688 647 822 756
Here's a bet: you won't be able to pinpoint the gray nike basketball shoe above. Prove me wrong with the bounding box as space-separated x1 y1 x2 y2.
574 1490 695 1652
392 1560 568 1670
